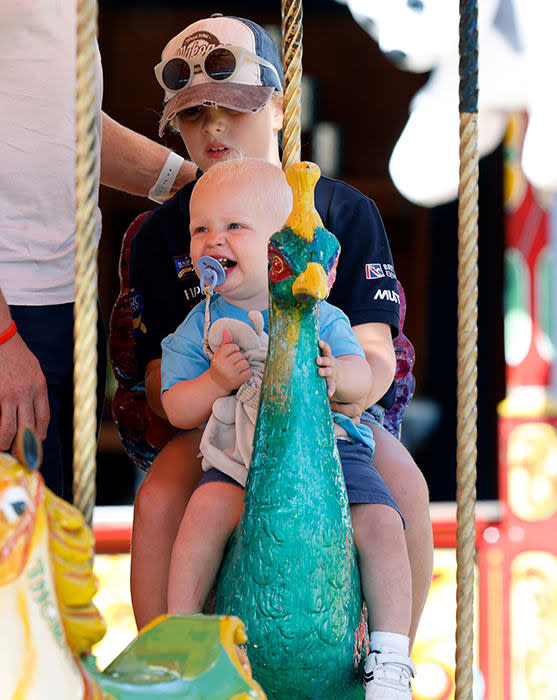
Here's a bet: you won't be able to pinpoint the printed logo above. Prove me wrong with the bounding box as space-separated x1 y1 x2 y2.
374 288 400 304
174 255 195 280
383 263 397 280
129 288 146 336
365 263 385 280
184 285 202 303
177 31 220 60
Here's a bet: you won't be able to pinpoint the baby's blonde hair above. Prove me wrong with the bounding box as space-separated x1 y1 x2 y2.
194 157 293 232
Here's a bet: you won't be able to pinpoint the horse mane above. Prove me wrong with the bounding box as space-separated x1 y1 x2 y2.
45 489 106 656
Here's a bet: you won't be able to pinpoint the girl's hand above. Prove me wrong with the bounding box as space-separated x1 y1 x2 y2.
316 340 337 397
209 329 252 392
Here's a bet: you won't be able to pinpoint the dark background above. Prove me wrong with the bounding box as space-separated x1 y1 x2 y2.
96 0 505 504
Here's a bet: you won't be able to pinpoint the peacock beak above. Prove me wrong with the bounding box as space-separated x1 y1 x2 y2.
292 262 329 302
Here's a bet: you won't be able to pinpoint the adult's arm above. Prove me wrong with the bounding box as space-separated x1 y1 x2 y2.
0 290 50 450
100 112 197 197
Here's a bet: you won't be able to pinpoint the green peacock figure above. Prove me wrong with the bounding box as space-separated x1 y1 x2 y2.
215 162 367 699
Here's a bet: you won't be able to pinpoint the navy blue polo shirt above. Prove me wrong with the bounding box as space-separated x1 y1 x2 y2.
129 174 400 408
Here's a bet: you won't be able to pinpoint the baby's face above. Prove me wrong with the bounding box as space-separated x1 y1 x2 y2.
189 176 275 311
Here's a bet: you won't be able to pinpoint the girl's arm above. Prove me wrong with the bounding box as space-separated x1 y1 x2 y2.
352 322 396 408
145 359 166 419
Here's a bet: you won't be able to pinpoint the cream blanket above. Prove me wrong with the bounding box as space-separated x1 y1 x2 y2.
199 311 268 486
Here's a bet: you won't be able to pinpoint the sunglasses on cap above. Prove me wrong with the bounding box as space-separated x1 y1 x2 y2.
155 45 281 95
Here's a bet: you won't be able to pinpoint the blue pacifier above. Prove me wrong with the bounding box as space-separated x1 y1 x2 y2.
198 256 226 293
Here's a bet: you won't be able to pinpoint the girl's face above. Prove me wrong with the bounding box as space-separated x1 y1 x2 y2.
176 100 283 172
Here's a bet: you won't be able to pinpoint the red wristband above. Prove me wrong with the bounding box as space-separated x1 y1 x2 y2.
0 320 17 345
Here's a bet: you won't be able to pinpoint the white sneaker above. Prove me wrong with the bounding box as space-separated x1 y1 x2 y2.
363 651 415 699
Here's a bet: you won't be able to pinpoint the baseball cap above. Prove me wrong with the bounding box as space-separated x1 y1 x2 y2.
157 15 284 136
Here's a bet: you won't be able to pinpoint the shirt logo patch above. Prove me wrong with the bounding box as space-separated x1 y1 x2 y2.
374 288 400 304
383 263 397 280
184 285 202 302
174 255 195 280
129 288 146 336
365 263 385 280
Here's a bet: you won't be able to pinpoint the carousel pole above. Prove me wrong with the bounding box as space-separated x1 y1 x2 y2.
280 0 303 168
73 0 99 525
455 0 479 698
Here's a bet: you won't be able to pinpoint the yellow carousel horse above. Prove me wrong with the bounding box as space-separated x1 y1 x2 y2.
0 430 107 698
0 429 265 700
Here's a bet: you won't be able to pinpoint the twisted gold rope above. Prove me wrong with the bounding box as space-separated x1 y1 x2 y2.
73 0 99 525
281 0 303 169
456 1 479 696
455 110 478 700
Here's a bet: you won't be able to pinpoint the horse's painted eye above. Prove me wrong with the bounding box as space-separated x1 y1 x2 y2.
0 485 30 524
269 250 292 283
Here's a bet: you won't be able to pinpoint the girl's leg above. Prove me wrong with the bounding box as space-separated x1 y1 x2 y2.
167 481 244 614
351 503 412 635
130 429 203 630
370 424 433 647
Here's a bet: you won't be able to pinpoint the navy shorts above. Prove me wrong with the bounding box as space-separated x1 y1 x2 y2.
198 436 405 527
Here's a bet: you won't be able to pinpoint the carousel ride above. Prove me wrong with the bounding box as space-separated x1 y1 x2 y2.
2 0 484 698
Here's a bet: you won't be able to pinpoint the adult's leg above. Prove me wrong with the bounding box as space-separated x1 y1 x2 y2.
131 429 203 629
10 304 74 497
11 301 107 501
167 480 244 614
370 424 433 647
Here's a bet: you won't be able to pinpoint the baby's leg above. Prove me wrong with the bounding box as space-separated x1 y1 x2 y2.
370 424 433 647
351 503 411 636
167 479 244 614
131 429 203 630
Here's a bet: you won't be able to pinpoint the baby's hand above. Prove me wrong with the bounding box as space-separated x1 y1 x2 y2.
316 339 337 397
329 400 362 426
210 329 252 392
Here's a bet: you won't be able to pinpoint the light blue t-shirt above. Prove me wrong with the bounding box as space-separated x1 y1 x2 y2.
161 295 375 452
161 295 364 392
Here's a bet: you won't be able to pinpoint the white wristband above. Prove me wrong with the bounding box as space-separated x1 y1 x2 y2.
148 151 185 203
